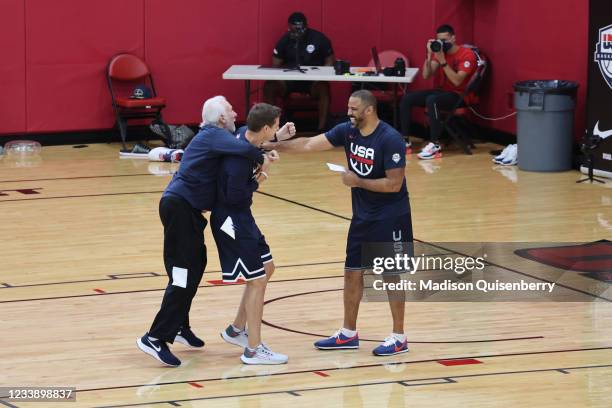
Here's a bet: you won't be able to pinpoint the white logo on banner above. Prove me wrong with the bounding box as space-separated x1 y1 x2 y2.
594 24 612 89
594 121 612 139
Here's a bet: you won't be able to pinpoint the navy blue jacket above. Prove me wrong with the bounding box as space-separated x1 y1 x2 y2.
164 125 263 211
215 127 259 210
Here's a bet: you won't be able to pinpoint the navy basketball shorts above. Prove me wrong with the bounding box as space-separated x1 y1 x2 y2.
211 207 272 283
345 213 413 272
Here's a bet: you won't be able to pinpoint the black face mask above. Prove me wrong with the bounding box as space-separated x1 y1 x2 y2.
289 24 306 40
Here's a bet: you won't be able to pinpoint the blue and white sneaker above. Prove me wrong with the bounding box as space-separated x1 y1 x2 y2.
241 344 288 365
314 330 359 350
174 327 205 348
372 335 409 356
137 333 181 367
500 144 518 166
221 325 249 348
417 142 441 160
493 144 514 164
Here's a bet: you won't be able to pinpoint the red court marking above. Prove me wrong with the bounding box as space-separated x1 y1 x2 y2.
313 371 330 377
93 288 106 294
207 279 245 285
16 189 42 195
438 358 482 366
188 382 203 388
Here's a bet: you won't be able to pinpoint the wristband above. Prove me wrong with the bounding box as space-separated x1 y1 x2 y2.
259 171 268 179
272 132 278 143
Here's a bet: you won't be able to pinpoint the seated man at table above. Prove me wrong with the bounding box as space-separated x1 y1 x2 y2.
263 11 335 132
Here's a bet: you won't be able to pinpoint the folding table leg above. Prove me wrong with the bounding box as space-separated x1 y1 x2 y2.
245 80 251 116
117 117 128 151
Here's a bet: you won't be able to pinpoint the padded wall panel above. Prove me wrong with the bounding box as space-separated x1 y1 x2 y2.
0 0 26 135
515 0 587 139
146 0 260 123
473 0 588 137
434 0 474 44
472 0 521 134
25 0 144 132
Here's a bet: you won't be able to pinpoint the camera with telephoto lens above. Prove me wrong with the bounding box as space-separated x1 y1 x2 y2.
394 57 406 76
429 39 452 53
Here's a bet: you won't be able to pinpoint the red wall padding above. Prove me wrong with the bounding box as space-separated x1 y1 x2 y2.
0 0 589 139
0 0 26 134
472 0 588 136
25 0 144 133
146 0 260 123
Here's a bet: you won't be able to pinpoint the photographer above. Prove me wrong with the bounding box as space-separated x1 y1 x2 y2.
400 24 477 160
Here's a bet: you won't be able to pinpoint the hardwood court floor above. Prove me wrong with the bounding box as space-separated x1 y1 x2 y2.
0 140 611 407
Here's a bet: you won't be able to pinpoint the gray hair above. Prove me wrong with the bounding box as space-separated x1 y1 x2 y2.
201 95 228 127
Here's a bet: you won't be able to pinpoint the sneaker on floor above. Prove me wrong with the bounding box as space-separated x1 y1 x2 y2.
221 325 249 348
492 144 514 164
417 142 441 160
241 344 288 365
501 144 518 166
148 147 183 162
372 335 409 356
120 143 152 157
314 330 359 350
136 333 181 367
174 327 205 348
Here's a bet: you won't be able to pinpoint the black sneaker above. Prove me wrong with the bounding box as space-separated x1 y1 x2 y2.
136 333 181 367
131 143 151 154
120 143 151 157
174 327 205 348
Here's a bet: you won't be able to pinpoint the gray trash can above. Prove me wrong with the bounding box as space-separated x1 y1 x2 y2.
514 80 579 171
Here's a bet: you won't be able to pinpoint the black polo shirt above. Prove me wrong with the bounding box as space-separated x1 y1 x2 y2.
273 28 334 66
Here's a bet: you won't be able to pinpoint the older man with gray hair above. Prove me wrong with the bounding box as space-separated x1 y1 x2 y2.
137 95 294 367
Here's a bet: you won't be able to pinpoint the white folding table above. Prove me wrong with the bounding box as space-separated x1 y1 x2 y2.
222 65 419 128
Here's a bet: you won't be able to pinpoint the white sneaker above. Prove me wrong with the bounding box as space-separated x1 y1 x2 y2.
417 142 441 160
501 144 518 166
241 344 288 365
493 144 514 164
221 325 248 348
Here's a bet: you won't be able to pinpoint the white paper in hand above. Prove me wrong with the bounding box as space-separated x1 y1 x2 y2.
326 163 346 173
